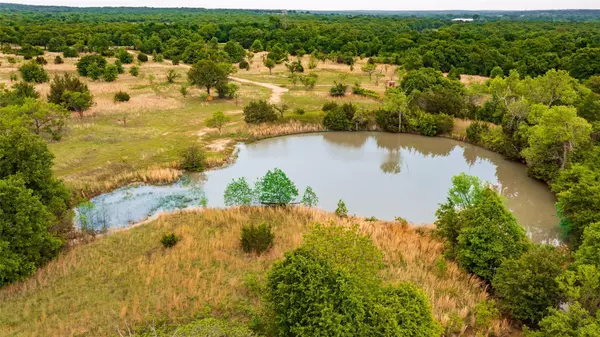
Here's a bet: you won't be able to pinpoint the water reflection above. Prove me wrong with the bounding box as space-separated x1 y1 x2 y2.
79 132 559 243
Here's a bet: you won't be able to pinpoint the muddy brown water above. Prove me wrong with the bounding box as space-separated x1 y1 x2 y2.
78 132 559 244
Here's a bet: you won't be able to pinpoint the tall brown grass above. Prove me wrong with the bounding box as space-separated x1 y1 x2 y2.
0 207 515 336
241 120 324 139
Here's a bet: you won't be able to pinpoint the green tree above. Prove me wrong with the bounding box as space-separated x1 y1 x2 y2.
180 145 205 172
166 69 180 83
19 61 48 83
115 48 133 64
301 186 318 207
205 111 230 133
574 222 600 267
522 106 591 181
1 98 69 140
243 100 277 124
61 91 94 118
361 63 377 80
250 39 263 52
86 62 103 81
187 60 230 95
102 64 119 82
492 245 566 325
76 54 107 77
0 126 71 233
524 303 600 337
335 199 348 217
0 176 61 286
455 188 530 281
224 177 255 206
129 65 139 77
223 41 246 63
569 47 600 80
557 264 600 316
379 88 409 132
255 168 298 205
47 74 93 115
490 66 504 78
264 58 275 75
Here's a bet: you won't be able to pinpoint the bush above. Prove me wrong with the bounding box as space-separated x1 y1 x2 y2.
129 65 139 76
103 64 119 82
243 100 277 124
86 62 103 81
48 73 93 116
466 121 490 143
574 222 600 266
524 303 600 337
255 168 299 205
418 113 438 136
295 108 305 115
160 233 179 248
116 48 133 64
114 59 124 74
240 223 274 254
323 108 352 131
63 47 79 58
239 60 250 70
54 55 63 64
171 56 180 65
455 188 530 281
435 113 454 134
322 101 338 112
76 54 107 77
0 176 61 286
137 53 148 62
352 83 379 99
159 318 256 337
181 145 205 172
335 199 348 217
492 245 566 325
34 56 47 65
330 81 348 97
19 61 49 83
113 91 130 102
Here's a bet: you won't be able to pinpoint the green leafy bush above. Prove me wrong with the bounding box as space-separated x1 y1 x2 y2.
524 303 600 337
63 47 79 58
48 73 93 116
76 54 107 77
137 53 149 62
181 145 205 172
240 223 274 254
113 91 130 102
160 233 179 248
129 65 140 77
0 176 61 286
418 113 438 136
434 113 454 134
255 168 298 205
330 81 348 97
323 104 356 131
492 245 566 325
19 61 49 83
295 108 305 115
574 221 600 266
239 60 250 70
224 177 255 206
322 101 339 112
335 199 348 217
243 100 277 124
34 56 47 65
301 186 318 206
150 318 256 337
103 64 119 82
54 56 63 64
455 188 530 281
466 121 490 143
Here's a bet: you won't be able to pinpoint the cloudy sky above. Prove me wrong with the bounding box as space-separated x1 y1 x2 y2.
5 0 600 10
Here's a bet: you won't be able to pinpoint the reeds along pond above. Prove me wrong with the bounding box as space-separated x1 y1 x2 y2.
0 207 511 337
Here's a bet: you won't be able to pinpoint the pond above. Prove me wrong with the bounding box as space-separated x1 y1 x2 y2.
77 132 560 244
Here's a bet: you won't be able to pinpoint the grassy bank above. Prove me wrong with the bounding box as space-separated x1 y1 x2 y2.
0 207 513 336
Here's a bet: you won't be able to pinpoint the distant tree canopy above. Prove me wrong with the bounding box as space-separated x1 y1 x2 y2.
1 6 600 78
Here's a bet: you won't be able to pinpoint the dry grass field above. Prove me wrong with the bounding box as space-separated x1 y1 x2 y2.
0 207 514 337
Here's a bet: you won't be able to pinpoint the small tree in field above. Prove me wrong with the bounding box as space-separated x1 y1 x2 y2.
181 145 205 172
166 69 180 83
255 168 299 205
205 111 230 133
264 58 275 74
243 100 277 124
224 177 255 206
336 199 348 217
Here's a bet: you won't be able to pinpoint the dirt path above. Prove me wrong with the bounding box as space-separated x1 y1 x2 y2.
230 76 288 104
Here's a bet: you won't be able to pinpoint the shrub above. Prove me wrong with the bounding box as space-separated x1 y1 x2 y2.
456 188 530 281
0 176 61 286
48 73 93 116
335 199 348 217
63 47 79 58
160 233 179 248
418 113 438 136
165 318 256 337
295 108 305 115
171 56 180 65
466 121 490 143
166 69 180 83
243 100 277 124
137 53 149 62
330 81 348 97
352 83 379 99
129 65 140 77
103 64 119 82
7 57 17 64
35 56 47 65
435 113 454 134
224 177 255 206
492 245 566 325
205 111 231 133
113 91 130 102
574 221 600 266
240 223 274 254
76 54 107 77
239 60 250 70
54 55 63 64
181 145 205 172
116 48 133 64
19 61 49 83
154 53 164 62
323 108 352 131
473 300 500 334
523 303 600 337
86 62 103 81
114 60 124 74
322 101 339 112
